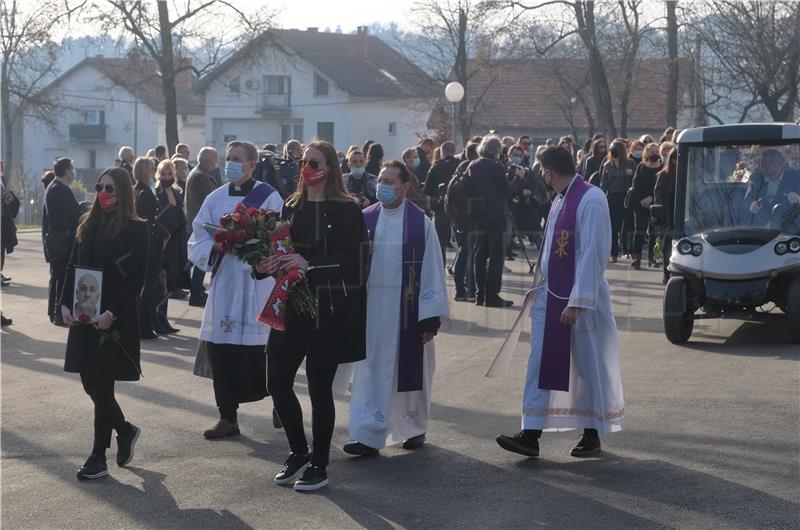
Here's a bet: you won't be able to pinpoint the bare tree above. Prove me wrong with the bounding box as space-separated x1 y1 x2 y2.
0 0 85 178
404 0 509 143
87 0 274 152
665 0 679 128
698 1 800 122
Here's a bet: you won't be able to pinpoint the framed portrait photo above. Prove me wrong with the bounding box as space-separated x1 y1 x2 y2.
73 267 103 324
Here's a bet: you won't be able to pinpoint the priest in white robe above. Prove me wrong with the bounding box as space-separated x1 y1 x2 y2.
188 141 284 439
497 146 624 458
344 160 449 456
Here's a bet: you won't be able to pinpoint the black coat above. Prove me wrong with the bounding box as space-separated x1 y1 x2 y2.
631 163 660 210
654 169 676 229
62 217 150 381
156 185 189 289
416 146 432 183
43 179 80 262
424 155 460 214
467 157 509 232
267 199 368 365
134 182 167 278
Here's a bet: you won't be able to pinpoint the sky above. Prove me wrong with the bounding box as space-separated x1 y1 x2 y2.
273 0 415 32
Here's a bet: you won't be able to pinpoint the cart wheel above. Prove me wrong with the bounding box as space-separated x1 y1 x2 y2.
664 276 694 344
787 278 800 344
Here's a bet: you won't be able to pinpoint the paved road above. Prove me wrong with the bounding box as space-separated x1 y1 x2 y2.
2 230 798 529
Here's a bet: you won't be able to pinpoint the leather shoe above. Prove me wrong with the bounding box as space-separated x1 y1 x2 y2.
203 419 240 439
496 431 539 457
485 297 513 308
570 432 601 457
402 433 426 450
342 442 379 457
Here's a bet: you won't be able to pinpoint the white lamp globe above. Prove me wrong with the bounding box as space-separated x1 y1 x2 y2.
445 81 465 103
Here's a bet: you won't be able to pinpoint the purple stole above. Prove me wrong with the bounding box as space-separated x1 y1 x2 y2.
210 181 276 278
538 176 592 392
364 200 426 392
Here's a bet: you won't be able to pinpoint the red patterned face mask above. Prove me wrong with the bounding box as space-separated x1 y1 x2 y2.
97 191 118 212
301 164 327 186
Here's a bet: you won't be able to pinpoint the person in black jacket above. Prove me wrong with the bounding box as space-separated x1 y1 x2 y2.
579 136 606 179
44 158 82 325
469 136 512 308
630 143 662 269
154 159 184 334
60 166 149 480
257 140 368 492
365 142 384 178
133 157 167 339
654 146 677 284
600 139 635 261
415 138 434 182
508 145 547 249
424 141 460 263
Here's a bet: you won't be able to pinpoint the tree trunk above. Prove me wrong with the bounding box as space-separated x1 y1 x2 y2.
455 7 470 144
666 0 679 128
157 1 179 153
1 57 14 177
575 2 617 138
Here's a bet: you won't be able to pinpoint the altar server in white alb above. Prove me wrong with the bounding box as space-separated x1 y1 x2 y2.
344 160 449 456
496 146 624 458
188 141 284 439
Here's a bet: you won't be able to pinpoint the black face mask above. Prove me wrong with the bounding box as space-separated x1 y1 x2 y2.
160 178 175 187
648 154 660 163
610 147 620 158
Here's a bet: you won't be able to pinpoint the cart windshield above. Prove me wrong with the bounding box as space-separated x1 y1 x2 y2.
683 142 800 235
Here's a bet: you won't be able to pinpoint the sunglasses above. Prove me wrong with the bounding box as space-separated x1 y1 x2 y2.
95 184 116 193
300 159 322 170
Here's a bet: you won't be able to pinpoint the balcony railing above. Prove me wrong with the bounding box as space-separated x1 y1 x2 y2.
256 93 291 116
69 124 106 143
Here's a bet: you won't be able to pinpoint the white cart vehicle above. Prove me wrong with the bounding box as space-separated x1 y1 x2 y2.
651 123 800 344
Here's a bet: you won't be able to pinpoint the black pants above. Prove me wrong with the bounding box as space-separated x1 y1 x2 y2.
139 256 162 333
208 342 268 422
621 209 635 255
48 258 68 322
608 193 626 258
632 208 651 259
474 228 505 299
80 372 127 455
267 336 338 468
433 210 450 265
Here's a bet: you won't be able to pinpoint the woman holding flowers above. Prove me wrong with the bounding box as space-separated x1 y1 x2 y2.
60 167 149 481
257 140 368 492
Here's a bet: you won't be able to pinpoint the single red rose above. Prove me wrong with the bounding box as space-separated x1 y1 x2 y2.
235 203 247 214
78 314 91 325
247 207 259 217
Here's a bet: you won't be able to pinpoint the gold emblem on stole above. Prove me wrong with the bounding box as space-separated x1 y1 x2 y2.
555 229 570 258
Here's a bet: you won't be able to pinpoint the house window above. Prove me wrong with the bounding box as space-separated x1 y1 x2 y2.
314 72 329 97
84 109 104 125
316 122 334 144
281 123 304 144
228 76 241 94
265 75 290 95
223 134 237 143
388 122 397 136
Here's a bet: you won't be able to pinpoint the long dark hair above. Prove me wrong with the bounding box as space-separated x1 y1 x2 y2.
76 167 139 242
366 143 384 165
285 141 354 208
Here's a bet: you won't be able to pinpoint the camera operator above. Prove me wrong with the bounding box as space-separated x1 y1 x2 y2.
508 145 547 249
424 141 459 263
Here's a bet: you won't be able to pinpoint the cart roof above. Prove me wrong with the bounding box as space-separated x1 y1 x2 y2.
677 123 800 144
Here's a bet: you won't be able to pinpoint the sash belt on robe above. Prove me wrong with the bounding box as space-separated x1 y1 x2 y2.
364 201 426 392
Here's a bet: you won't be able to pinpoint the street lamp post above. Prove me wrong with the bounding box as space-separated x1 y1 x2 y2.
445 81 465 147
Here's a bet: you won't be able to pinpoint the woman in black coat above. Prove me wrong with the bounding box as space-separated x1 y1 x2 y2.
600 139 636 262
654 147 677 284
60 166 149 480
132 157 168 338
630 143 662 269
154 159 186 333
257 140 368 492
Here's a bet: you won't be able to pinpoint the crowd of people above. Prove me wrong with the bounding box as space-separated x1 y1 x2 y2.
4 126 691 492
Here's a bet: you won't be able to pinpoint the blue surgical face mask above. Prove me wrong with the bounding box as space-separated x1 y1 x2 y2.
411 158 420 169
350 166 365 177
510 156 523 166
225 161 244 182
632 150 643 159
377 183 397 205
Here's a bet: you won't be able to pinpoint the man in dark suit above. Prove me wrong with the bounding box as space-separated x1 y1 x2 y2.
44 157 81 325
745 149 800 230
424 141 460 263
184 147 219 307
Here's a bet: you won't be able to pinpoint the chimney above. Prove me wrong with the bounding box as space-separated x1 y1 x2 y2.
307 27 318 32
356 26 368 58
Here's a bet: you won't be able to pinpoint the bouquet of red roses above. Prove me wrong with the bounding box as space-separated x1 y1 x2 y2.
213 203 317 330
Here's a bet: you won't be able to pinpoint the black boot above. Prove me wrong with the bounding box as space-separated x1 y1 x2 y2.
570 428 601 457
496 430 541 457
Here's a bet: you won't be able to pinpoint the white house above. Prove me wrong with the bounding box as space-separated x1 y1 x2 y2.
198 27 439 159
23 54 204 184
